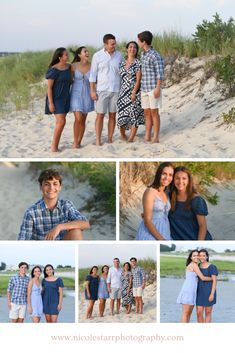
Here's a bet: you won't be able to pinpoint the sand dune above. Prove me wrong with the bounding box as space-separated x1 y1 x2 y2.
0 58 234 158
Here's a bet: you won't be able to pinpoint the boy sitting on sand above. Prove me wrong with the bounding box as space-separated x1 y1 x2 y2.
18 169 90 240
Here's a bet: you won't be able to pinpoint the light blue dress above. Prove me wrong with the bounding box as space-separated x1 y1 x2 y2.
135 197 172 240
177 271 198 305
30 283 43 317
70 69 94 113
98 276 109 299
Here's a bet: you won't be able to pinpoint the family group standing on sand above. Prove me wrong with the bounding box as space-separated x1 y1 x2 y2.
84 257 146 320
135 162 213 241
7 262 64 323
45 31 164 151
177 249 218 323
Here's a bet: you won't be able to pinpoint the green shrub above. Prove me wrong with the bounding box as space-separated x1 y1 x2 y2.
222 107 235 125
193 13 235 55
211 55 235 96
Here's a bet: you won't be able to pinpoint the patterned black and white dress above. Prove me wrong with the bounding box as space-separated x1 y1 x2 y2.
117 59 145 129
121 271 135 307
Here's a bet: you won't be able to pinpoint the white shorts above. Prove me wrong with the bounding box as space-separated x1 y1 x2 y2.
95 91 119 114
133 287 144 297
141 90 162 109
9 303 27 319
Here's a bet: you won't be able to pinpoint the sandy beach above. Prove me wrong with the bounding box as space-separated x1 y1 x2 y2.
79 282 156 323
0 163 115 240
0 58 235 158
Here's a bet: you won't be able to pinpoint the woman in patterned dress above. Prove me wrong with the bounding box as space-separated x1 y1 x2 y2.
117 41 144 142
120 262 135 314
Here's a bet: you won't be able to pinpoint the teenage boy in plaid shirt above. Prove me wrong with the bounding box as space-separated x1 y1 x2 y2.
18 169 90 241
137 30 164 143
7 262 30 323
130 257 146 314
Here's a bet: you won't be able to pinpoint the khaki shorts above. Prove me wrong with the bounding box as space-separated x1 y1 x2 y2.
9 303 27 319
133 286 144 297
110 287 122 300
95 91 119 114
141 90 162 109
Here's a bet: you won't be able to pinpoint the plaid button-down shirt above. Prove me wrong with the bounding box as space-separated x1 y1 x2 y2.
140 47 164 92
18 198 87 240
7 274 30 305
131 266 146 288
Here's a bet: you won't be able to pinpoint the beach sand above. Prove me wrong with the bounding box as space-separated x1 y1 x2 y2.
0 163 115 240
79 282 156 323
0 58 235 158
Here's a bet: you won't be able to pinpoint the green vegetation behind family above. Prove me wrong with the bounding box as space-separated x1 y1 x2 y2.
160 254 235 277
0 13 234 114
79 257 156 290
0 268 75 296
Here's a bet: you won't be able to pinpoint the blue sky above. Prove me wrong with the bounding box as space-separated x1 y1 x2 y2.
79 243 156 268
1 0 234 51
0 243 75 266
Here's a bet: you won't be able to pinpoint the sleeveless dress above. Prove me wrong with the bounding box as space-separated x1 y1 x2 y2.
45 67 71 114
177 271 198 305
30 283 43 317
98 276 109 299
196 264 218 307
135 196 172 240
120 271 135 307
117 59 145 128
70 69 94 113
42 278 64 315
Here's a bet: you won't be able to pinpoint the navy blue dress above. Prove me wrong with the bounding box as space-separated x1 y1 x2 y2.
196 264 218 306
168 196 213 240
85 275 99 300
42 277 64 315
45 66 71 114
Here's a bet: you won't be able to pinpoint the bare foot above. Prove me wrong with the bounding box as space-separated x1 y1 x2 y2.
72 143 81 149
119 135 127 141
93 141 103 146
151 138 159 143
51 147 60 152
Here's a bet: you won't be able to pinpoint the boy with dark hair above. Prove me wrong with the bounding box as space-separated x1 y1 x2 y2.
130 257 146 314
7 262 30 323
18 169 90 240
137 30 164 143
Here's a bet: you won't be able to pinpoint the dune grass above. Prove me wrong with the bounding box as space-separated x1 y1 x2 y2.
1 13 234 112
79 257 156 289
160 255 235 277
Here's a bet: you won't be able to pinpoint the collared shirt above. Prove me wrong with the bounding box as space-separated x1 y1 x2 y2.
107 266 123 288
18 198 87 240
131 266 146 288
140 47 164 92
7 274 30 305
89 48 123 92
